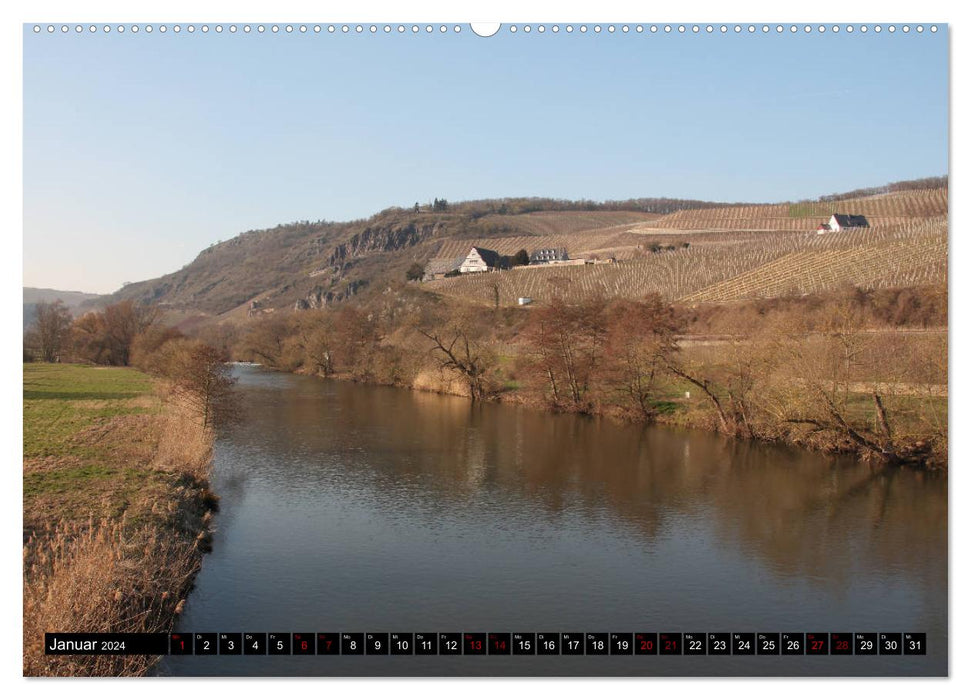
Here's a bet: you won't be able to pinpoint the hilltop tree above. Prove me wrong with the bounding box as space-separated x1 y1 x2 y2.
30 300 73 363
405 262 424 282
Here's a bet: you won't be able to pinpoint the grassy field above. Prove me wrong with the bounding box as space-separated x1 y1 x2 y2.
23 364 168 535
23 363 216 676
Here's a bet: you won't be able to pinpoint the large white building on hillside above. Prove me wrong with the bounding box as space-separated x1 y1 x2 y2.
459 246 501 273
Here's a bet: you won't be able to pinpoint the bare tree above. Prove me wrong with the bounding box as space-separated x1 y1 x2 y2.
417 307 496 401
102 301 159 366
241 315 294 369
31 301 72 362
603 296 681 421
170 344 239 430
764 300 933 465
489 279 501 310
69 300 159 366
523 297 607 410
294 311 336 377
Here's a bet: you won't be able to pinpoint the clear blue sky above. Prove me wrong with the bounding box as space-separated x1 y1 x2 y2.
23 25 948 293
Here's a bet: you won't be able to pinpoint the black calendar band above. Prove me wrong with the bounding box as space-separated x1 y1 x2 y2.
44 632 927 656
44 633 169 655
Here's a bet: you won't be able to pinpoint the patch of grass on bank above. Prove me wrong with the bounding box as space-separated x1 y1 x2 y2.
23 364 165 530
24 363 158 459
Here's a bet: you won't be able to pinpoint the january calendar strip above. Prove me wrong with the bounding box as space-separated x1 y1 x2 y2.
44 632 928 656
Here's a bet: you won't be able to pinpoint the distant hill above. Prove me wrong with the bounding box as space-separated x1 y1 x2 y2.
96 197 734 317
98 177 947 318
23 287 102 330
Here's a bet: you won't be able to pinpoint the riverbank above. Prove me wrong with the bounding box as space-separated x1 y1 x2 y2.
237 289 946 470
292 359 947 471
23 363 218 676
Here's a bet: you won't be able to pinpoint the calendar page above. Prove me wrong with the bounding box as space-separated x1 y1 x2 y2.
20 4 951 684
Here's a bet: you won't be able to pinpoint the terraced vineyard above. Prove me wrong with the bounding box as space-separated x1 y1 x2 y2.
680 217 947 302
423 216 947 307
480 210 661 237
434 211 664 262
635 188 948 232
435 228 650 261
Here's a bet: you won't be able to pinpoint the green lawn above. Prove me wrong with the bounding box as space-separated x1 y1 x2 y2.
23 363 164 531
23 363 157 459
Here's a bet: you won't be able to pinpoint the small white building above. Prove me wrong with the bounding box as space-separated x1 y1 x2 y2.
827 213 870 232
459 246 501 273
517 297 533 306
530 248 569 264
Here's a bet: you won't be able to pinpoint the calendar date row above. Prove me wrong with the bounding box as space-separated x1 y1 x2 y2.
46 632 926 656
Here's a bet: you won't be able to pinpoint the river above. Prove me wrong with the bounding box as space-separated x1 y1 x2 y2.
160 366 947 676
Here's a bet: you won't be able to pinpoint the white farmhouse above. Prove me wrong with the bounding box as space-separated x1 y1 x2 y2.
459 246 501 273
827 213 870 232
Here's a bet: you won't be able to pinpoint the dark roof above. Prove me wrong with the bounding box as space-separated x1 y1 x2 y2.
832 213 870 228
470 247 501 267
424 256 464 276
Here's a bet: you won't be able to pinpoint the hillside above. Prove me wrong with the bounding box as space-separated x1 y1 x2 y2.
425 187 948 307
97 201 727 316
638 187 947 232
23 287 102 330
100 178 947 318
426 216 946 306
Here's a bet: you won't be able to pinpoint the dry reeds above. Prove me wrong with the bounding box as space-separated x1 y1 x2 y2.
23 518 201 676
151 392 213 482
23 382 218 676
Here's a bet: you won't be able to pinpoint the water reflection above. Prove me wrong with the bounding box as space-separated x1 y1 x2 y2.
165 366 945 676
223 370 945 591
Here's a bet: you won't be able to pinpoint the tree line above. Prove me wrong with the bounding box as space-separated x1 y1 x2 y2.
25 300 238 431
817 175 948 202
235 282 946 468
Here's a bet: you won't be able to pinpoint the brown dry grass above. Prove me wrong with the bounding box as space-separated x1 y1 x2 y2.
150 392 214 481
23 518 201 677
23 365 217 677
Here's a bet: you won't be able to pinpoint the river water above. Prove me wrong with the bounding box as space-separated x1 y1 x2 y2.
160 366 947 676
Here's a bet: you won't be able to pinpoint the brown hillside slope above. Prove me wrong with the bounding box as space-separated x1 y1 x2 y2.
96 181 946 317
